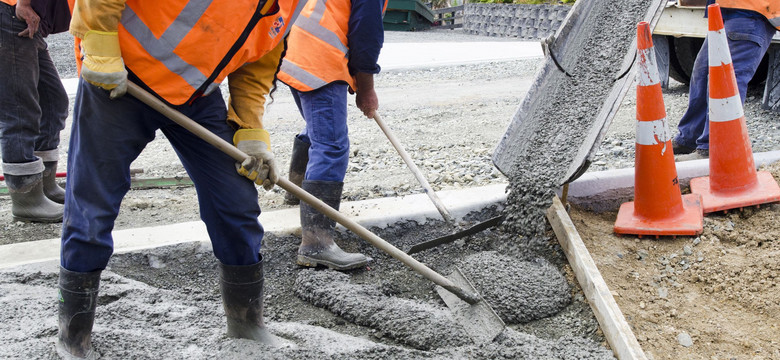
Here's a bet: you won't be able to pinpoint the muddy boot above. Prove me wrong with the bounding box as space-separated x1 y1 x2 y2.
283 136 310 205
5 173 63 222
56 267 101 360
297 180 369 271
42 161 66 204
219 257 280 345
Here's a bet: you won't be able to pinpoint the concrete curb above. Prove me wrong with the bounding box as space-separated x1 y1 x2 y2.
0 183 507 269
562 150 780 212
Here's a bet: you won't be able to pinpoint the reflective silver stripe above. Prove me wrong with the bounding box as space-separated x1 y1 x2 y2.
310 0 327 22
637 48 660 86
284 0 308 37
708 29 732 67
163 0 213 46
636 119 671 147
121 5 209 91
709 94 744 122
770 16 780 29
294 16 348 54
281 59 328 89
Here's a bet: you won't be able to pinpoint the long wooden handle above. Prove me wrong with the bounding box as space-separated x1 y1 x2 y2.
372 113 455 224
127 82 480 304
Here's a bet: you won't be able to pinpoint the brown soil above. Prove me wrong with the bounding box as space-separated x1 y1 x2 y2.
570 163 780 360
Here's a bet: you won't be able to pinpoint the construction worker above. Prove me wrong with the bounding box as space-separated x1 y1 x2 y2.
673 0 779 159
56 0 302 358
0 0 70 222
278 0 387 271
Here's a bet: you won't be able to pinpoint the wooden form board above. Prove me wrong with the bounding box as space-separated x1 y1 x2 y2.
546 195 647 360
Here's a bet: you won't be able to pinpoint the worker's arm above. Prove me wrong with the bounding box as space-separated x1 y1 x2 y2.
227 40 286 190
347 0 384 118
70 0 128 98
15 0 40 38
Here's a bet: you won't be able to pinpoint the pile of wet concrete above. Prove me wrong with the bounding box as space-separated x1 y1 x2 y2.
1 210 614 359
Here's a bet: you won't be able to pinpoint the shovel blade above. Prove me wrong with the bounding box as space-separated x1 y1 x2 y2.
436 267 505 344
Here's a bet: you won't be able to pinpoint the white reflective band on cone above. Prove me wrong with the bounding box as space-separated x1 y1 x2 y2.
636 119 672 149
708 29 733 67
709 94 744 122
637 48 660 86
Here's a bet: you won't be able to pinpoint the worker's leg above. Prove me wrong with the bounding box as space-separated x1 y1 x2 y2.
61 79 158 272
161 90 263 267
292 84 368 270
698 16 776 147
0 7 63 221
35 37 68 203
674 39 709 151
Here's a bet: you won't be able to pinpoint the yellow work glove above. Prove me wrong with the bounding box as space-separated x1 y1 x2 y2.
234 129 278 190
81 30 127 99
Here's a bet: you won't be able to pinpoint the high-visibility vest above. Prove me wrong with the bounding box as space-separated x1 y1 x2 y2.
278 0 387 92
110 0 303 105
1 0 17 6
718 0 780 30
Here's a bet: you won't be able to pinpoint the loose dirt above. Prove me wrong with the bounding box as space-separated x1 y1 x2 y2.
571 163 780 360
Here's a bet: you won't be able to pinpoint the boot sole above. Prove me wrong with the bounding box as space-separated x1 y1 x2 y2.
296 254 367 271
13 215 63 223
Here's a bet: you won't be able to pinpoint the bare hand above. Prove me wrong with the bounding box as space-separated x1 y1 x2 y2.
355 88 379 118
15 1 39 38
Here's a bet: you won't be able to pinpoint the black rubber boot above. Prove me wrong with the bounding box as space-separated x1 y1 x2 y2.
56 267 101 360
5 173 63 222
283 136 310 205
219 257 279 344
297 180 369 271
43 161 66 204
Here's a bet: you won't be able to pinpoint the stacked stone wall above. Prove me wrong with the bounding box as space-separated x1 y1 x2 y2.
463 3 571 40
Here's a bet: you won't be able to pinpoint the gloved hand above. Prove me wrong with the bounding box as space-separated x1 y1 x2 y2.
81 30 127 99
234 129 278 190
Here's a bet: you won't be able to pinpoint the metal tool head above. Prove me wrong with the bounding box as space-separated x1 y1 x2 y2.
436 267 505 344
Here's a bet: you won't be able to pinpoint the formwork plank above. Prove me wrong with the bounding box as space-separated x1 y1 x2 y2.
546 195 646 360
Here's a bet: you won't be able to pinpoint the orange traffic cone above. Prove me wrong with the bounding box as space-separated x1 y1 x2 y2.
614 22 703 237
689 4 780 213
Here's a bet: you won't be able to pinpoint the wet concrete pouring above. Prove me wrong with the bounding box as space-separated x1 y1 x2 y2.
1 0 672 358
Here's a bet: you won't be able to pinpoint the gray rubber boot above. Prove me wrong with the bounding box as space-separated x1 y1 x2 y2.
297 180 369 271
42 161 66 204
5 173 63 222
219 257 280 345
56 267 101 360
283 136 310 205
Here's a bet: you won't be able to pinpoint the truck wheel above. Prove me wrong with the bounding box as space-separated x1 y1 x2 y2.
666 36 768 88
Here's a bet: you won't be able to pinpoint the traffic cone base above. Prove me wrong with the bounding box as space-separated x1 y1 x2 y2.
690 171 780 213
614 194 703 236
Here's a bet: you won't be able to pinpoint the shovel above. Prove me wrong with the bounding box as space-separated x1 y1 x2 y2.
126 82 505 343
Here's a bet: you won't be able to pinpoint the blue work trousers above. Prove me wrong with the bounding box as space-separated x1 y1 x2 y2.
291 83 350 182
0 2 67 176
674 16 776 150
61 80 264 272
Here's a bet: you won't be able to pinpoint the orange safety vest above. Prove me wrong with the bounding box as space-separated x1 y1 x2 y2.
1 0 17 6
717 0 780 30
278 0 387 92
80 0 303 106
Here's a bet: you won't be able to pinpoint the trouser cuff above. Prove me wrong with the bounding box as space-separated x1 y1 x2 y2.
34 149 60 162
1 159 44 176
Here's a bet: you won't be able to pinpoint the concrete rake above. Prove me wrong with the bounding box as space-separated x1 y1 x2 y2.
126 82 505 344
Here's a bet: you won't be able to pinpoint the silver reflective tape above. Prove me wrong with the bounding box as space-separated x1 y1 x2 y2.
281 60 328 89
310 0 327 22
770 16 780 29
284 0 308 37
708 94 743 122
163 0 213 47
636 118 671 153
121 6 209 90
294 16 348 54
637 47 660 86
708 29 732 67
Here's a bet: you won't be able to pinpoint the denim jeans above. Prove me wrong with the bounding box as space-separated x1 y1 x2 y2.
61 79 264 272
674 15 776 150
291 83 350 182
0 2 67 177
